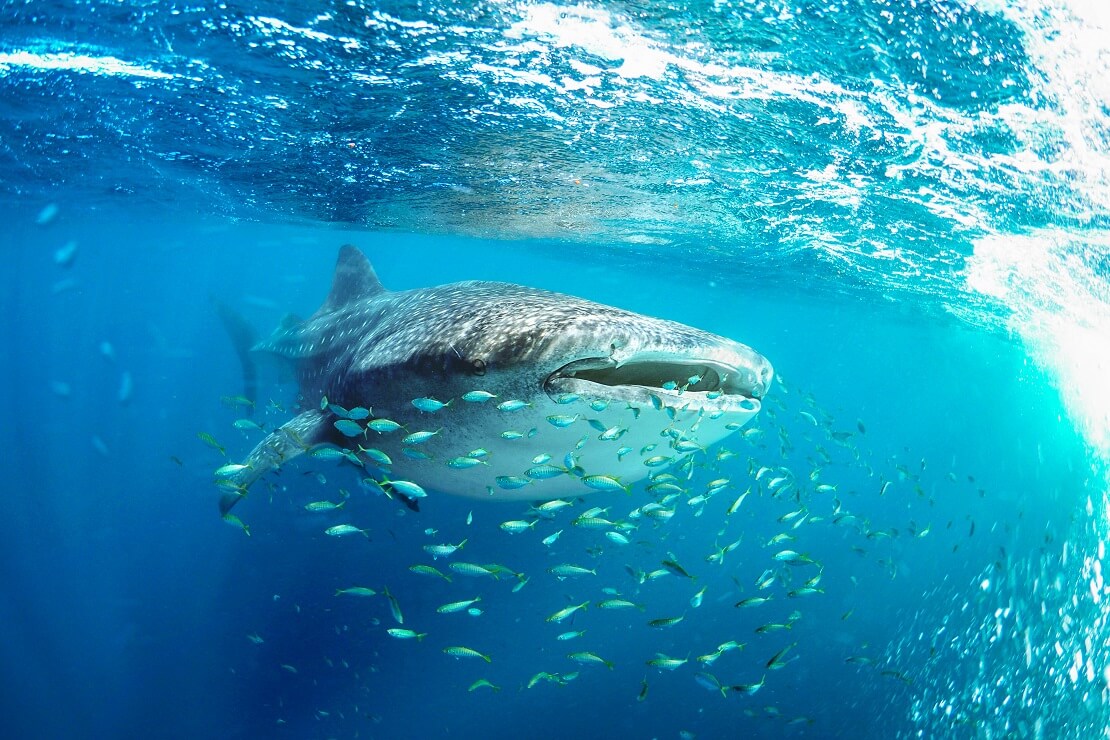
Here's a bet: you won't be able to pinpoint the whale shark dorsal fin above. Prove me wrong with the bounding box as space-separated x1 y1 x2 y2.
313 245 385 317
278 312 303 331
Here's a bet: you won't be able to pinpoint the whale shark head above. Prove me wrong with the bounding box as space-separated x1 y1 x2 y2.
222 245 774 509
429 294 774 432
541 328 772 409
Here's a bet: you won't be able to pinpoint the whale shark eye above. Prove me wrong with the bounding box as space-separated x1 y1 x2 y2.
470 358 487 376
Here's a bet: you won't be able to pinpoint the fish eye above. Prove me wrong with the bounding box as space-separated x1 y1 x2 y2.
470 358 487 376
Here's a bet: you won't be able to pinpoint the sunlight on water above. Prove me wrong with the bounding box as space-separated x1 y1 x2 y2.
966 230 1110 456
962 0 1110 457
0 50 173 79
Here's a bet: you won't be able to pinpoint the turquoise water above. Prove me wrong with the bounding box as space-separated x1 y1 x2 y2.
1 2 1107 738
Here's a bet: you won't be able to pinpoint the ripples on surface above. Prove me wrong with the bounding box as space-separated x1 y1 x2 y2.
3 0 1106 449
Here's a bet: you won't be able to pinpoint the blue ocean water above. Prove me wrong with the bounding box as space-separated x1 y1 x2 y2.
1 1 1108 738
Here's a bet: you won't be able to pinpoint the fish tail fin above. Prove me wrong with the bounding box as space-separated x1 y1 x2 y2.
214 300 259 413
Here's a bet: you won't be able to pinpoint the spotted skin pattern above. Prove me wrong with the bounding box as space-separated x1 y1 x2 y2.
219 245 771 515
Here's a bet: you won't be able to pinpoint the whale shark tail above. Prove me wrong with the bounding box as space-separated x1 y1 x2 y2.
214 299 259 413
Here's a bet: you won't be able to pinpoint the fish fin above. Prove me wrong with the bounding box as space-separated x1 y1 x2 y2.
219 410 332 515
312 245 386 318
214 300 258 412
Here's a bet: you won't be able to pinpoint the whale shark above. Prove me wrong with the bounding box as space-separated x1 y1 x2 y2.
218 245 772 514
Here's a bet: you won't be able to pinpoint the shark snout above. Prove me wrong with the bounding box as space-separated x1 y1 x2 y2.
727 343 774 399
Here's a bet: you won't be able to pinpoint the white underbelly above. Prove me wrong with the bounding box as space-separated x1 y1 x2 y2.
355 397 760 502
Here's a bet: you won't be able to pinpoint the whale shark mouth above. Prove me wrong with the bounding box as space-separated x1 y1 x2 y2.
545 354 765 411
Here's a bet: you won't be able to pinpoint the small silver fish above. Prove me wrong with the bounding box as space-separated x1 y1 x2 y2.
402 429 440 445
335 586 377 597
437 597 481 613
423 539 467 559
496 399 532 412
368 418 403 433
546 601 589 623
557 630 586 641
495 475 532 490
690 586 707 608
384 479 428 499
358 446 393 467
443 646 491 663
304 500 345 512
447 456 486 469
412 397 451 413
583 475 629 494
526 464 569 480
387 628 426 641
325 524 368 538
382 586 404 624
546 414 580 428
333 419 364 437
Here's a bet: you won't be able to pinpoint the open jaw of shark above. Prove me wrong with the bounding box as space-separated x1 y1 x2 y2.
217 245 773 514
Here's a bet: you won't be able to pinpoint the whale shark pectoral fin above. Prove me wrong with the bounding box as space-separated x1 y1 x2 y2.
311 245 386 318
218 409 331 515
